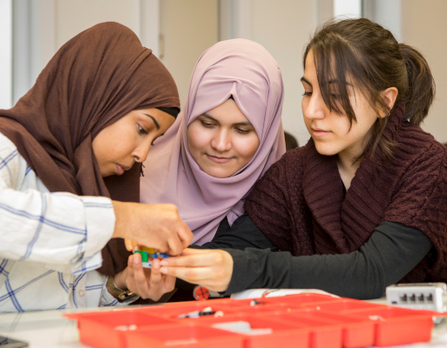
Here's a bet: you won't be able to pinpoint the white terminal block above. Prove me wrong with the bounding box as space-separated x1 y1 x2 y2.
386 282 447 312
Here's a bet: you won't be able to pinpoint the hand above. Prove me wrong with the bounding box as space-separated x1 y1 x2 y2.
112 201 193 256
114 253 175 301
159 248 234 292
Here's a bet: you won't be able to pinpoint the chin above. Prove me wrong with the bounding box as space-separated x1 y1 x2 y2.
207 171 229 178
203 168 231 178
314 144 338 157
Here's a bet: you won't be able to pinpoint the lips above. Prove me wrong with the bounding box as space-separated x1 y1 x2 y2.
116 164 132 175
311 127 331 136
206 154 232 164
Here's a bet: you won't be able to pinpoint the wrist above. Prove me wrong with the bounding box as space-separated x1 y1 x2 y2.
111 200 129 239
106 275 139 303
114 269 128 290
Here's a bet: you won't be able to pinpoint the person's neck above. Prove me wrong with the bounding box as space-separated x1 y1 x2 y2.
336 153 361 191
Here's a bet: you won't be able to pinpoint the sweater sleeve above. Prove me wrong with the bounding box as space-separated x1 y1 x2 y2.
223 221 432 299
382 142 447 280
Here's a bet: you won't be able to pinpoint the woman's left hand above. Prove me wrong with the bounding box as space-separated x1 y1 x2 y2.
115 253 176 301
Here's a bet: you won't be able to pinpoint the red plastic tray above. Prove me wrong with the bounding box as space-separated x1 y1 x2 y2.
64 293 445 348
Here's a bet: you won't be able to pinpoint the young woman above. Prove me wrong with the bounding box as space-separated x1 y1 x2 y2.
0 22 192 312
159 18 447 300
107 38 286 300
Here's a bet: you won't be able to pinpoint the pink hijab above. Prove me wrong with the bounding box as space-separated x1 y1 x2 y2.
140 39 286 245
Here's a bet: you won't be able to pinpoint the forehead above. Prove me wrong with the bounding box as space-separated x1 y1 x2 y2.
140 108 175 130
200 99 251 124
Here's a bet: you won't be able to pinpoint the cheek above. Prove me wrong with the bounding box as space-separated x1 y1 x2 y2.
332 116 352 137
236 135 259 160
187 124 207 154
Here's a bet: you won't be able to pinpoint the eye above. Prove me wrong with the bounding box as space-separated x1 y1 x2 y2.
138 125 148 135
200 120 215 128
302 91 312 97
235 127 251 134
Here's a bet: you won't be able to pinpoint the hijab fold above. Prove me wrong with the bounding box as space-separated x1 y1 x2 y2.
141 39 286 245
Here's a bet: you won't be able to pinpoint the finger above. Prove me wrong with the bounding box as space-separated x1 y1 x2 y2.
159 251 220 267
125 256 137 291
131 253 153 298
164 274 176 293
125 239 137 251
159 264 213 283
166 234 183 256
146 259 170 301
177 222 193 248
161 265 229 292
148 259 163 285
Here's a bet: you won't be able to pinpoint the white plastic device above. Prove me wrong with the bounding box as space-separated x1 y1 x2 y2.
386 282 447 312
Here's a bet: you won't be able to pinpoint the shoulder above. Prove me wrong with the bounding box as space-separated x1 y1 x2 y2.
394 124 446 172
248 142 310 198
263 142 310 177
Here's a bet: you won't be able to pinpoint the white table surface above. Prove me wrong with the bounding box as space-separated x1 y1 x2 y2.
0 303 446 348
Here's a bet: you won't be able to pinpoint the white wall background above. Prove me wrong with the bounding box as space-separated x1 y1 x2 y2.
7 0 447 145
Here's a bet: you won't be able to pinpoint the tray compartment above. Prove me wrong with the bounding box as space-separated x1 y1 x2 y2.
344 306 435 346
73 310 175 348
125 324 245 348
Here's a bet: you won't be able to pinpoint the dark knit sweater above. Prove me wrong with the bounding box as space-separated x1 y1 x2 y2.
244 104 447 284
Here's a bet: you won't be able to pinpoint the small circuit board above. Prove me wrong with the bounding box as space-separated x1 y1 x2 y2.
134 247 169 268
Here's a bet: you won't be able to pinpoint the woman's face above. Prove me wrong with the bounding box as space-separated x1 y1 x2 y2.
301 50 378 163
187 98 260 178
93 108 175 177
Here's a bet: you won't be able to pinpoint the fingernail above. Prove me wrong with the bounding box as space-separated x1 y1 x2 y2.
160 260 168 266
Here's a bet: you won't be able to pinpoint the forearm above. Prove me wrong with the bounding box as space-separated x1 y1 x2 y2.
224 222 432 299
0 188 114 269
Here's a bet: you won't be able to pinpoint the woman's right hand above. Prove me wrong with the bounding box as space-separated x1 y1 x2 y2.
111 201 193 256
159 248 234 292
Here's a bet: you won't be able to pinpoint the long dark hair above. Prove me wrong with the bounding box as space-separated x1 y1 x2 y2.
303 18 435 159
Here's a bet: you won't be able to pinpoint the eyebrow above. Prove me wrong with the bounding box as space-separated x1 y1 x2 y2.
143 113 160 130
300 77 353 88
300 77 312 86
201 113 253 127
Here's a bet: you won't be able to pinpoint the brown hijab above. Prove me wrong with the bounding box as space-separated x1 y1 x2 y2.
0 22 180 272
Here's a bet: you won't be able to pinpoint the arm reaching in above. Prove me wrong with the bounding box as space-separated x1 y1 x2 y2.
159 248 234 292
112 201 193 256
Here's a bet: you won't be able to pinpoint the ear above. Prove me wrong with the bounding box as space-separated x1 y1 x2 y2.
379 87 398 118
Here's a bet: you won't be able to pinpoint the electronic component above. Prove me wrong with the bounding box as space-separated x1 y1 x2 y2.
386 282 447 312
134 246 169 268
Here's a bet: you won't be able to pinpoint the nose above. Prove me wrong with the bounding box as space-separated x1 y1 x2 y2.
210 129 232 152
133 141 151 163
303 92 326 121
